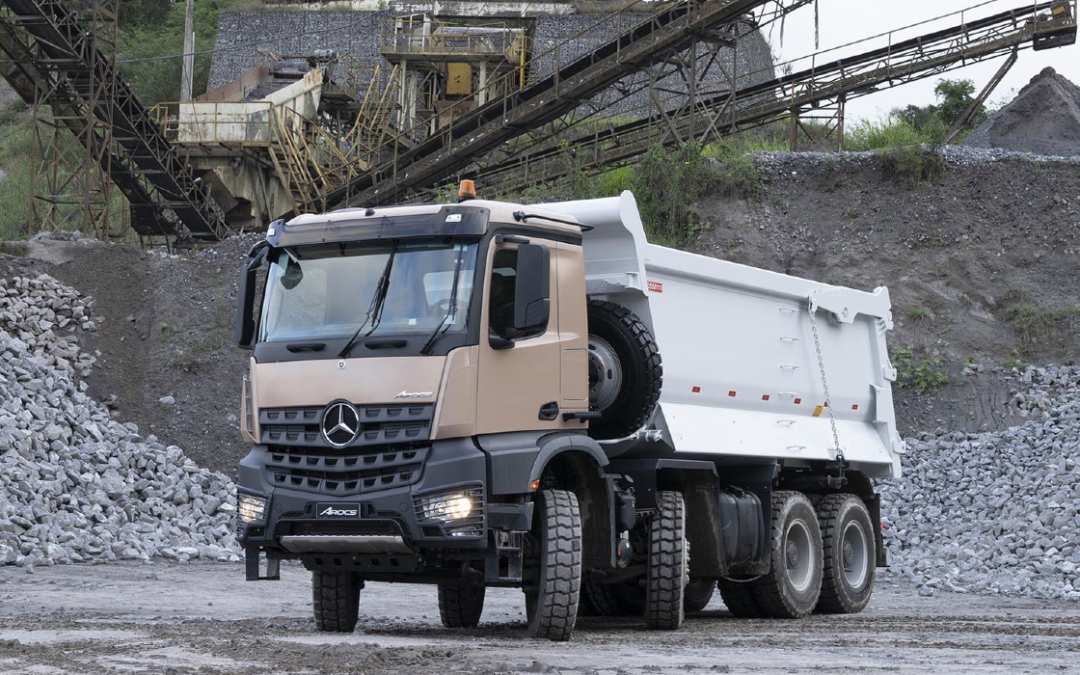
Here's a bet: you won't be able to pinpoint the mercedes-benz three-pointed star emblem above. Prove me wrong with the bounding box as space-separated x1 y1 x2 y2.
322 401 360 448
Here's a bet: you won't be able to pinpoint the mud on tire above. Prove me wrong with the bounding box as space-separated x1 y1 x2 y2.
312 571 361 632
646 491 686 630
815 493 876 614
586 300 662 440
749 491 823 619
438 581 486 628
525 489 582 641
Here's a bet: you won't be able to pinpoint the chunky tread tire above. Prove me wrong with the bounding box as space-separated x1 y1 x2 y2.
684 579 716 614
583 576 645 617
312 571 361 632
526 489 582 641
646 491 686 630
586 300 663 439
749 491 823 619
438 581 486 628
816 493 876 614
717 578 765 618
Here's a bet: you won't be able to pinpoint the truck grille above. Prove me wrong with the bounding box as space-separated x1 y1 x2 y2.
258 404 433 449
265 447 427 497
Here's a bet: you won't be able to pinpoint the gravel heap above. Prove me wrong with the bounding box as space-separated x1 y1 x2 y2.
0 274 241 568
964 67 1080 157
881 366 1080 600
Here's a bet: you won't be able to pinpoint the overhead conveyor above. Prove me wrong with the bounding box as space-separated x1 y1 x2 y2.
470 0 1078 193
0 0 228 241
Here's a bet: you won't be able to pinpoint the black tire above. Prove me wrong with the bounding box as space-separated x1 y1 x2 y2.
525 489 582 641
438 581 486 628
646 491 686 630
717 578 765 618
312 571 361 632
816 494 876 614
684 579 715 614
586 300 662 440
749 491 823 619
583 576 645 617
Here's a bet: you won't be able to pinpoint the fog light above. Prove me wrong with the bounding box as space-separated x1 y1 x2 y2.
419 493 474 522
238 493 267 523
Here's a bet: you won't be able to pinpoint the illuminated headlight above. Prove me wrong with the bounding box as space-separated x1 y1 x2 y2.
414 486 484 537
238 493 267 524
418 493 475 521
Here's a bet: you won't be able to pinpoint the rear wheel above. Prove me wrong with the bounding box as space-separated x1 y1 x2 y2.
524 489 582 641
646 491 686 630
312 571 361 632
684 579 716 614
717 578 765 618
586 300 663 440
749 491 822 619
438 580 486 628
816 494 876 614
583 575 645 617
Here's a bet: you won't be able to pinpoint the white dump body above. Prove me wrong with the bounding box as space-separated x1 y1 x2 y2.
538 191 904 479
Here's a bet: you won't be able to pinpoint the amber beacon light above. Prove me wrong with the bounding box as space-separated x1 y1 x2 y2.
457 180 476 202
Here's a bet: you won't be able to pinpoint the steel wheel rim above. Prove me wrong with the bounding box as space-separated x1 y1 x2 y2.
784 518 814 593
841 519 870 590
588 335 623 412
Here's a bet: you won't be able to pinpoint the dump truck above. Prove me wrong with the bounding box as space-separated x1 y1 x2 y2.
233 187 904 640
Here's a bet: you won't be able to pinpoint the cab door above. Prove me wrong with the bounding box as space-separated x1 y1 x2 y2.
475 235 569 434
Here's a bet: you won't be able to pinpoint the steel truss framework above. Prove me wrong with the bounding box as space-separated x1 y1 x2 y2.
0 0 228 242
469 0 1077 194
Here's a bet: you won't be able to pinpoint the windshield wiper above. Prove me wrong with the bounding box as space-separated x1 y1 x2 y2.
338 243 398 358
420 243 466 356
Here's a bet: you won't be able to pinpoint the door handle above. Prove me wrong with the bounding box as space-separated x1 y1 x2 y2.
538 401 559 421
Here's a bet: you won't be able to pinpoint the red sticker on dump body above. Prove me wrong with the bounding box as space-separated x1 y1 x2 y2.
647 281 663 293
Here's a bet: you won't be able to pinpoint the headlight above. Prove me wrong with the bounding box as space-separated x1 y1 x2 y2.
414 486 484 537
418 493 475 522
238 493 267 523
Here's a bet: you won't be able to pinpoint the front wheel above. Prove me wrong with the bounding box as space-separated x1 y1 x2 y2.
312 571 361 632
646 491 686 630
816 494 876 614
524 489 582 641
438 580 486 628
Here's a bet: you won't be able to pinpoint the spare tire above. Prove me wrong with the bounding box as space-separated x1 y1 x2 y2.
586 300 663 440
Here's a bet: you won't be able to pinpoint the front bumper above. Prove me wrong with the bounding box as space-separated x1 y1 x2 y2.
236 438 529 563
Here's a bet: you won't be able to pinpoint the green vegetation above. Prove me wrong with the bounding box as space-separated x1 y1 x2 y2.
118 0 238 106
550 141 763 246
996 290 1080 355
1002 353 1025 370
844 117 928 152
0 106 34 240
879 144 946 189
891 345 949 392
893 79 991 146
907 307 930 323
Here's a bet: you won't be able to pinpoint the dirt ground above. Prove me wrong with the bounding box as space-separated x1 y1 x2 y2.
0 562 1077 675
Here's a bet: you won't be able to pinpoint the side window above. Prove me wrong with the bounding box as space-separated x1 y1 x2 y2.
489 249 517 338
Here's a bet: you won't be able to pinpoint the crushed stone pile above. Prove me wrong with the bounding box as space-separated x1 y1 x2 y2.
964 66 1080 157
881 366 1080 601
0 274 241 568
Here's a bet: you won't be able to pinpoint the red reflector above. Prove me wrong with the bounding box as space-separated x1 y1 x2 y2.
692 386 701 393
824 402 829 407
762 394 770 401
880 522 885 532
793 398 802 405
851 404 859 410
728 390 736 397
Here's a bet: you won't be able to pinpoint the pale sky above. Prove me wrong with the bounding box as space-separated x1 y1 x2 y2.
766 0 1080 121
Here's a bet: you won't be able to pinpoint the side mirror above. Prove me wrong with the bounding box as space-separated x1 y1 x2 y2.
235 245 268 349
512 243 550 335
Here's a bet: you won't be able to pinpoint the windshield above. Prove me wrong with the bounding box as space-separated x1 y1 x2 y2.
258 240 478 343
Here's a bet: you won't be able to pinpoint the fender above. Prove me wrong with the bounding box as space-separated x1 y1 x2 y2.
528 433 609 487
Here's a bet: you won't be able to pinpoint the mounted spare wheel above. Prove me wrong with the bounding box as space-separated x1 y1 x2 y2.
586 300 663 440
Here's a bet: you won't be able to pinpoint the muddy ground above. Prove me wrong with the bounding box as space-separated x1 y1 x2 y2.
0 563 1077 675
